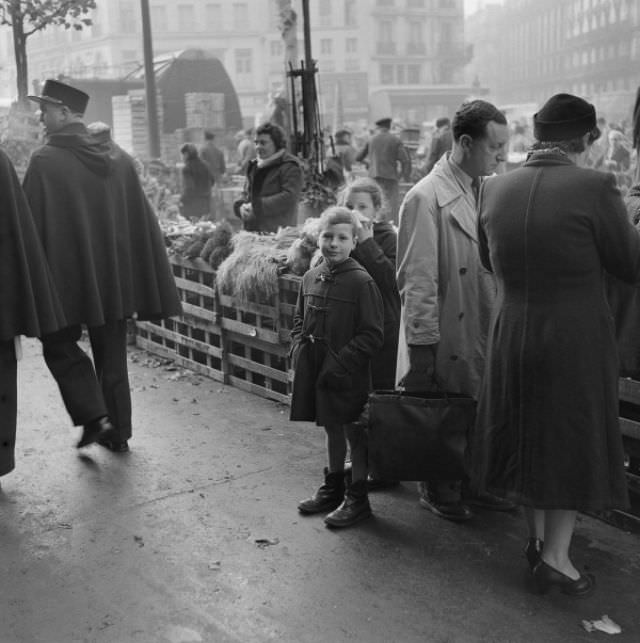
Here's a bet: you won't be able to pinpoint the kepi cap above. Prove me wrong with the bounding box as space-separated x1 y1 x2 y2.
375 117 392 128
533 93 596 141
28 79 89 115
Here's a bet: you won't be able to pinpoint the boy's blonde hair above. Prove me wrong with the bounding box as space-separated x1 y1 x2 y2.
318 206 359 235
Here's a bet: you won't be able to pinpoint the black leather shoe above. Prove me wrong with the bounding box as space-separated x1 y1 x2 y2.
524 538 544 572
324 480 372 528
77 417 114 449
298 468 345 515
532 560 595 597
97 438 129 453
419 486 472 522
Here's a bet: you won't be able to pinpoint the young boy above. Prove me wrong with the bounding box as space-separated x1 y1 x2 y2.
290 207 384 528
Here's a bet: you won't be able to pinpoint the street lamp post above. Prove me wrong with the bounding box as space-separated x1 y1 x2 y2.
140 0 161 159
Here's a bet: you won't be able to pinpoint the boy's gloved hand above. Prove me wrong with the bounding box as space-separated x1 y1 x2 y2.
399 344 437 392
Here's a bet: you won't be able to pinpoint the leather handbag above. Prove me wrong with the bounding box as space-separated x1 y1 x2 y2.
367 390 475 481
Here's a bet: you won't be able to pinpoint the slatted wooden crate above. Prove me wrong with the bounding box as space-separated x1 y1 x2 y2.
136 256 225 382
136 256 302 404
216 273 300 404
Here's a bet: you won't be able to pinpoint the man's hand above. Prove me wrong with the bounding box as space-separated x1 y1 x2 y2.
239 202 253 220
399 344 437 392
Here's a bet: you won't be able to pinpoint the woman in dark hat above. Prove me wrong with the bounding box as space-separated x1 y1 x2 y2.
470 93 640 596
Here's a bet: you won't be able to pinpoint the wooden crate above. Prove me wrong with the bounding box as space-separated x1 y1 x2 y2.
136 256 302 403
216 274 300 404
136 256 225 382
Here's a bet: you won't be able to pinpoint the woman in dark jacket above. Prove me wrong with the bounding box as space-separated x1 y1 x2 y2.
233 122 303 232
471 94 640 597
180 143 212 221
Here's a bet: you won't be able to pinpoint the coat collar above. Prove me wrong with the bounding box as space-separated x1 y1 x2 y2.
430 154 478 242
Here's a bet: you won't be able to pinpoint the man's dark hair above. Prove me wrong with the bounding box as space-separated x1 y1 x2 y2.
204 130 215 141
255 121 287 150
452 100 507 142
435 117 450 128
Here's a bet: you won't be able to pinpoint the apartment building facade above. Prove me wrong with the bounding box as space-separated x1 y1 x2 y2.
0 0 475 127
466 0 640 122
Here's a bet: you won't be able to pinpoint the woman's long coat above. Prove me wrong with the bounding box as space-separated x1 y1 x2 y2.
351 221 400 390
289 258 384 426
471 152 640 510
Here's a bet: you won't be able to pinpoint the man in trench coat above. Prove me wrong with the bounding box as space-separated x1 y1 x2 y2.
23 79 182 452
396 99 513 521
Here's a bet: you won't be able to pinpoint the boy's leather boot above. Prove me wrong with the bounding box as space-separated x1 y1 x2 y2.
298 468 345 515
324 479 372 528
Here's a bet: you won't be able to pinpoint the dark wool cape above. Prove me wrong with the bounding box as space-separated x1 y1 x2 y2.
471 152 640 511
289 258 384 426
22 124 182 327
0 149 65 341
0 148 65 476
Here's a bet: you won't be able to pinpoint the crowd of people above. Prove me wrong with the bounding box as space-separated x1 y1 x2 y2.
2 77 639 602
289 93 640 600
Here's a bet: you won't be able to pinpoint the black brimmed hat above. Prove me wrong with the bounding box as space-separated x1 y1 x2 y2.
533 93 596 141
28 79 89 115
375 117 392 128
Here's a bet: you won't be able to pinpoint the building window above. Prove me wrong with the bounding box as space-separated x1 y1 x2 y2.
319 0 331 26
320 38 333 55
439 0 455 7
235 48 252 74
407 64 421 83
345 59 360 71
233 3 248 30
379 19 393 42
151 5 168 32
380 63 394 84
270 40 283 56
345 0 357 27
205 4 222 30
377 0 394 6
408 0 425 6
396 65 405 84
178 5 195 31
91 7 102 37
346 37 358 53
119 2 136 33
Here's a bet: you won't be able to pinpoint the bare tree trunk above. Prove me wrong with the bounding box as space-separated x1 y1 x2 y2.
11 10 29 105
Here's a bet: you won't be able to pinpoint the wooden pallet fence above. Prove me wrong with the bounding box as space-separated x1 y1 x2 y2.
216 272 298 405
136 256 225 382
136 256 302 404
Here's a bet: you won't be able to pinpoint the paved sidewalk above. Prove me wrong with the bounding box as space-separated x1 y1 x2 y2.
1 339 639 643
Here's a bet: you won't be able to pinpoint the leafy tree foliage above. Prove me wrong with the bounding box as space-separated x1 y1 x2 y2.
0 0 96 103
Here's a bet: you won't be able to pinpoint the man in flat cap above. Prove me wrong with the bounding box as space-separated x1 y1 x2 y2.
355 117 411 222
24 79 181 452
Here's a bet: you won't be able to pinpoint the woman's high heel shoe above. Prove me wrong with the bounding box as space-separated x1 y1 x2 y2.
532 560 595 597
524 538 543 572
